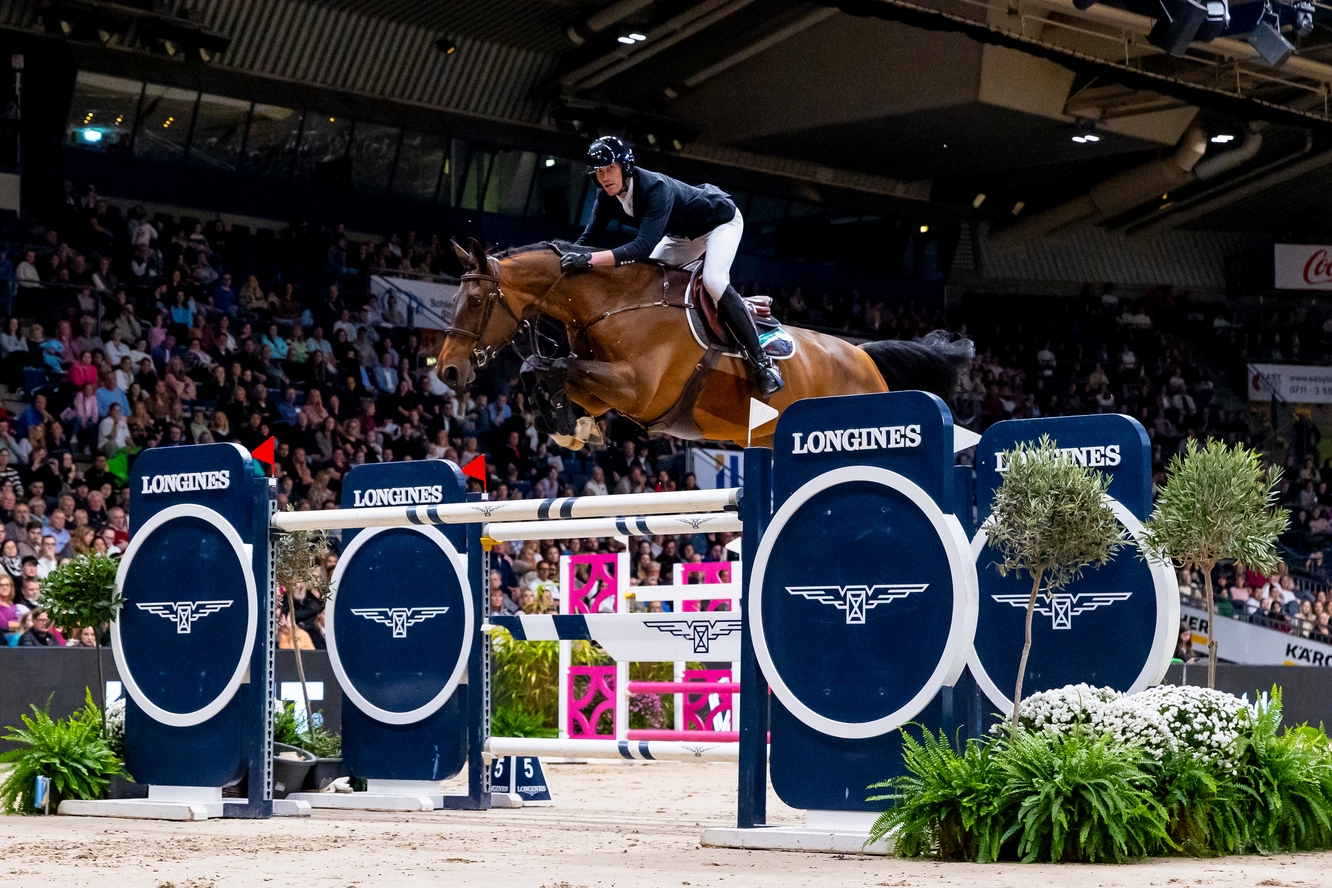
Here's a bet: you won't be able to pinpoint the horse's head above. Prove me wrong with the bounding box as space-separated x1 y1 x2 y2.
435 238 520 390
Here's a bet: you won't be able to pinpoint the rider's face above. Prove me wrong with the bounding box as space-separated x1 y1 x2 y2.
596 163 624 195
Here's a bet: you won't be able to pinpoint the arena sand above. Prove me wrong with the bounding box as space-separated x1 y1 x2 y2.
4 760 1331 888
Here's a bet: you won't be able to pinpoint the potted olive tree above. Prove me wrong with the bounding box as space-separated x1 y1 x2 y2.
1140 439 1287 688
39 554 122 726
274 523 343 790
986 436 1126 722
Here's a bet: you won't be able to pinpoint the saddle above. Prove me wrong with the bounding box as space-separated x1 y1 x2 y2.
681 261 795 361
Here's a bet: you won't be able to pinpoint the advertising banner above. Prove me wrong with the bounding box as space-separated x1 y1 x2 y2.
1247 362 1332 405
370 275 459 331
1275 244 1332 290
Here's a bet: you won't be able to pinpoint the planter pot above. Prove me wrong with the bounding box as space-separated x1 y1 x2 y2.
106 773 149 800
272 743 317 799
303 758 346 792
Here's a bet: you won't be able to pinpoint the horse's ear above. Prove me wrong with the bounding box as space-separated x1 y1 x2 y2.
450 239 472 269
467 237 487 270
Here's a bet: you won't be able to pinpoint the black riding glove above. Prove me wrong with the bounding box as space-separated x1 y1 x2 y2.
561 251 593 273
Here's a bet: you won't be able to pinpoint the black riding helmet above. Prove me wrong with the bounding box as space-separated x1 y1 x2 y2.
586 136 634 175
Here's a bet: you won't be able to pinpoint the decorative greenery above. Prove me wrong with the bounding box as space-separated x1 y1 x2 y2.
37 554 123 719
1140 439 1287 687
273 700 303 748
998 727 1170 862
986 437 1126 719
298 724 342 759
873 683 1332 862
492 701 555 739
271 700 341 757
0 691 125 813
868 730 1008 861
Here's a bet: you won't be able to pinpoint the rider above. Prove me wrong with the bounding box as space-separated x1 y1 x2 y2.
561 136 784 397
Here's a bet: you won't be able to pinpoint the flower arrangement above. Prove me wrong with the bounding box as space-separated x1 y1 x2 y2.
871 683 1332 861
103 697 125 758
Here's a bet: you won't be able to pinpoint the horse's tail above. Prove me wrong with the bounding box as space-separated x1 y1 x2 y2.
859 331 974 407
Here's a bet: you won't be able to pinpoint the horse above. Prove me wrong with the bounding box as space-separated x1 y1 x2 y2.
435 239 972 449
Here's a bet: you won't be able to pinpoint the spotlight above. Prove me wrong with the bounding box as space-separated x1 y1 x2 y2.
545 157 556 167
1148 0 1229 57
1248 13 1293 67
617 30 647 44
434 37 457 54
1072 135 1087 143
972 193 986 208
919 225 930 234
1291 0 1315 37
1012 201 1026 216
617 34 635 44
1211 133 1235 143
80 128 101 143
1084 134 1100 142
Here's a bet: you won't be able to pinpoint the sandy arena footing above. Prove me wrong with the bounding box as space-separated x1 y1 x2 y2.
5 760 1331 888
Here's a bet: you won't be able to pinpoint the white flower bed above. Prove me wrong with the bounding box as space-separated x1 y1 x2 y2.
1010 683 1253 765
104 697 125 757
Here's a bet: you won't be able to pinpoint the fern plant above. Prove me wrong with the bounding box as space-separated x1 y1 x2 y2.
1234 689 1332 852
867 728 1008 861
996 726 1171 863
0 691 124 812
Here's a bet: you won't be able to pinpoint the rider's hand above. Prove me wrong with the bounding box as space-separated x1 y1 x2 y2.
560 251 593 273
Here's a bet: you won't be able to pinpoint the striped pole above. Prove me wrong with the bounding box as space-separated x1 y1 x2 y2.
271 488 739 532
482 511 742 543
485 736 739 763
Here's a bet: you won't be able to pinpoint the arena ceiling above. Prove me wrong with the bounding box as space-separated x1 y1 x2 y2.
15 0 1332 240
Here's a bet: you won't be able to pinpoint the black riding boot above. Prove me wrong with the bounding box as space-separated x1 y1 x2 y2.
717 286 784 398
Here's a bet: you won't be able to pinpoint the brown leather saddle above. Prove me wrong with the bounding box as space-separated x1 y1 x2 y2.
680 262 791 358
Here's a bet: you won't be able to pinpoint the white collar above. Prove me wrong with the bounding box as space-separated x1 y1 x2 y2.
616 177 634 214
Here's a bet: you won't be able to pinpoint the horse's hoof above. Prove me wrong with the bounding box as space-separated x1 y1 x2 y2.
550 433 585 451
574 416 603 444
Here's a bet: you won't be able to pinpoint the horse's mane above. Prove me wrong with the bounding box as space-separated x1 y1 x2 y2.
491 241 568 259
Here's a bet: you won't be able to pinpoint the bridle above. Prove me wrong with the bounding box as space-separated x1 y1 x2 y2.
444 246 688 370
445 256 526 368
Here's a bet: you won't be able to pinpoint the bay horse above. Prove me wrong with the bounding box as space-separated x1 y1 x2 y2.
435 239 971 449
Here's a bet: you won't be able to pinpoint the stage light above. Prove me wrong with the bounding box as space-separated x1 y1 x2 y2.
919 225 930 234
1072 135 1087 143
628 32 647 41
80 129 101 143
1211 133 1235 143
617 34 635 43
434 37 457 54
972 193 986 208
545 157 556 167
1012 201 1026 215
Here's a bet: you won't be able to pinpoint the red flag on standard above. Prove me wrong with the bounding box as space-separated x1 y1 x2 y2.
461 455 486 490
251 436 275 472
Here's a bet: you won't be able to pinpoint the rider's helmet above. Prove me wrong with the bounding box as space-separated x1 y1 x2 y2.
586 136 634 175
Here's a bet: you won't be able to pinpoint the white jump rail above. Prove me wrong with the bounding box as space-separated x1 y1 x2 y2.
271 488 740 532
485 736 740 763
483 512 742 543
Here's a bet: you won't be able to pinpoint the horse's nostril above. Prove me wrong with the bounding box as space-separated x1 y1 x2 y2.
443 366 458 387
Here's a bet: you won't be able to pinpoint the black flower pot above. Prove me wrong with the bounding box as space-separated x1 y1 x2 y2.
106 773 149 800
272 743 317 799
303 758 347 792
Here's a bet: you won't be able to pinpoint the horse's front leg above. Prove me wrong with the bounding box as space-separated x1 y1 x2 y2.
565 357 639 416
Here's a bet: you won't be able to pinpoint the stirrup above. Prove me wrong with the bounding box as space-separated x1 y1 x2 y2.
753 358 784 398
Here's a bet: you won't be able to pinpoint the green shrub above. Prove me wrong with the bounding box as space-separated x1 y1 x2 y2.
868 729 1008 861
0 691 125 813
492 701 555 739
996 726 1170 863
1235 690 1332 853
298 724 342 759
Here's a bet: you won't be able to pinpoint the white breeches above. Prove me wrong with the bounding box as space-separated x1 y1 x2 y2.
648 208 743 304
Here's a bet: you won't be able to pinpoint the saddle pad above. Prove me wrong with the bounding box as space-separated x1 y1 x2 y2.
680 262 795 362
